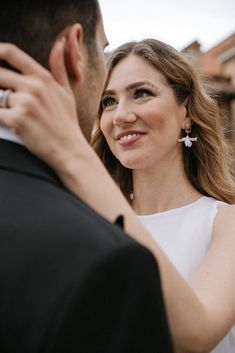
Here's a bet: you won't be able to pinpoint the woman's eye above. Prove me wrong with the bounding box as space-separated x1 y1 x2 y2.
135 89 152 99
101 96 117 108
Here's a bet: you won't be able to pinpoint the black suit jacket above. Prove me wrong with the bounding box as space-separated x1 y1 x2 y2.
0 139 173 353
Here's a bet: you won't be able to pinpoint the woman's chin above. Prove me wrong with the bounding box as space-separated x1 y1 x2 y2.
119 157 146 170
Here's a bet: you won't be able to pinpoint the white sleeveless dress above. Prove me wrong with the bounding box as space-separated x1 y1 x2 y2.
138 196 235 353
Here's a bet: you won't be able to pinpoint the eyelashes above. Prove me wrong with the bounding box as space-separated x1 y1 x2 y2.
101 88 154 110
101 96 117 108
134 88 152 99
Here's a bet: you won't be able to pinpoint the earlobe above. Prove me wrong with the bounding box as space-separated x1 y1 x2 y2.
65 23 85 82
182 116 192 130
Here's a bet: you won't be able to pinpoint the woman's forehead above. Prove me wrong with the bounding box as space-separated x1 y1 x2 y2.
106 55 167 90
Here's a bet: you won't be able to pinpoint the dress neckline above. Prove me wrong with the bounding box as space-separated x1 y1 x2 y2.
137 196 209 218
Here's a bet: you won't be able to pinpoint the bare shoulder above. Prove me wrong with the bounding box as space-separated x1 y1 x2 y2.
212 203 235 240
190 202 235 338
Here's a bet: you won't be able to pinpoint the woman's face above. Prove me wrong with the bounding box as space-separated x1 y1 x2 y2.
100 54 189 170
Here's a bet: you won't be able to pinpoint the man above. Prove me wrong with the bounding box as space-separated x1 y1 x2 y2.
0 1 173 352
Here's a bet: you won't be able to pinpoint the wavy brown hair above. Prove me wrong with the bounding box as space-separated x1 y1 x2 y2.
91 39 235 204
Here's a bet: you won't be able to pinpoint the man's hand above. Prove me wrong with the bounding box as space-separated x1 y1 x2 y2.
0 39 86 170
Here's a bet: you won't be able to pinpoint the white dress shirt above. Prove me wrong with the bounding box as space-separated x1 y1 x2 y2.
0 125 23 144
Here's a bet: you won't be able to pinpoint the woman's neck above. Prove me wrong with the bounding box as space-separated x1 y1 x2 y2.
131 157 202 215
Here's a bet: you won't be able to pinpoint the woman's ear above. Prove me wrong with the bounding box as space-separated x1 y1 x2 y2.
182 117 192 130
64 23 86 82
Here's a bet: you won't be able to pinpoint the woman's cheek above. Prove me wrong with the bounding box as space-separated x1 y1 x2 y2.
146 109 167 131
100 113 111 133
100 118 107 137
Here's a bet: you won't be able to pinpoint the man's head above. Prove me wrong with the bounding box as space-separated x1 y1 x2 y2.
0 0 108 139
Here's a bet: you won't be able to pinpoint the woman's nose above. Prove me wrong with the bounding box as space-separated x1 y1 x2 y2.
113 104 136 126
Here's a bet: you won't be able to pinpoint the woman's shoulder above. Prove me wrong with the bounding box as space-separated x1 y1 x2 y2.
193 196 227 216
216 201 235 215
212 202 235 240
201 195 227 205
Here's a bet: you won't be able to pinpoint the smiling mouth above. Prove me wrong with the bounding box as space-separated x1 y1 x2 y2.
119 133 139 142
118 133 145 145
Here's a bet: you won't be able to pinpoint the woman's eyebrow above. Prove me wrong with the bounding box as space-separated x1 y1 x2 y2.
102 89 115 96
125 81 156 90
103 81 156 96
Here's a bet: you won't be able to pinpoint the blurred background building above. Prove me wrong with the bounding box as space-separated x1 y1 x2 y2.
183 32 235 160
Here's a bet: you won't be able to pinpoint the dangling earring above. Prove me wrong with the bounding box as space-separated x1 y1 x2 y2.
178 124 197 147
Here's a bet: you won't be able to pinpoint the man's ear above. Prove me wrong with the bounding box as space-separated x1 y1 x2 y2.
63 23 86 82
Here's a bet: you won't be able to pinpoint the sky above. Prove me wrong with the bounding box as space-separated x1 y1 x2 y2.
99 0 235 53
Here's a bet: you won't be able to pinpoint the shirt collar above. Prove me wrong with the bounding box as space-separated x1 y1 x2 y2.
0 125 23 145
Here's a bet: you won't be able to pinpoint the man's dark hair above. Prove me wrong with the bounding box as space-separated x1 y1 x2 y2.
0 0 99 68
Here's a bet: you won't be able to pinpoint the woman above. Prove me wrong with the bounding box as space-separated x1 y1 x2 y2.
0 38 235 353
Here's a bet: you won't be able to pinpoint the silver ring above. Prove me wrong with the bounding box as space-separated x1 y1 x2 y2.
0 89 12 108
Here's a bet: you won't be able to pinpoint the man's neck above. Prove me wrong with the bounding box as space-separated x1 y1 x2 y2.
0 125 23 145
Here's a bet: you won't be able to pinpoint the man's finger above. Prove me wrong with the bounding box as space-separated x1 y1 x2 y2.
0 107 18 128
0 67 28 91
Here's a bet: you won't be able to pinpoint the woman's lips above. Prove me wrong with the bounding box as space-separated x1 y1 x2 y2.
116 131 146 146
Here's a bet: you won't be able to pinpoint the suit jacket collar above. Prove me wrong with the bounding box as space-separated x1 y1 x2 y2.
0 139 62 187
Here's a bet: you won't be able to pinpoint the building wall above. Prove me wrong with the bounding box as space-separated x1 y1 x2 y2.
200 33 235 159
231 100 235 151
222 57 235 85
176 34 235 160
